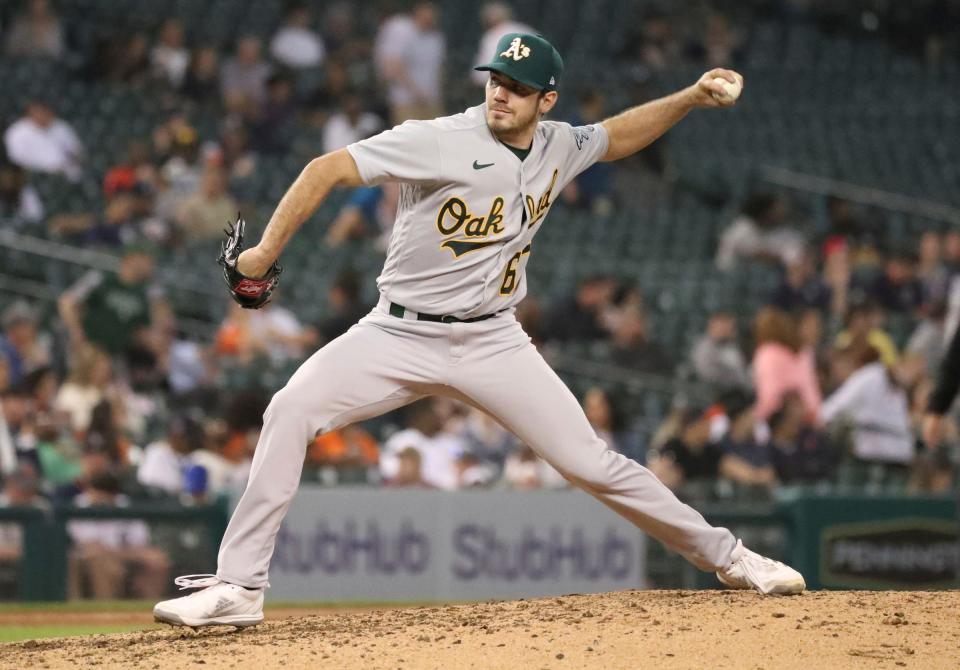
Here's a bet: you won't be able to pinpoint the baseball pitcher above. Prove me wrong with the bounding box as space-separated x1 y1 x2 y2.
156 33 804 629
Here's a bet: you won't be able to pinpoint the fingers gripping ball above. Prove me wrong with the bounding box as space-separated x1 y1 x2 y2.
712 73 743 103
218 214 282 309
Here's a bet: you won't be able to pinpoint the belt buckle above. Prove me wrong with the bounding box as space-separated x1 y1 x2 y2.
441 315 458 324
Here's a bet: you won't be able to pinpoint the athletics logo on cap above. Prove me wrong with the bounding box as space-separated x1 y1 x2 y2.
500 37 531 61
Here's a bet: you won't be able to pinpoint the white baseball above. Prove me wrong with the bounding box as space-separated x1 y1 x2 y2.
711 73 743 103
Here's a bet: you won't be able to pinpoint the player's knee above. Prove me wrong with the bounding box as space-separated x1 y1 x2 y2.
265 384 316 422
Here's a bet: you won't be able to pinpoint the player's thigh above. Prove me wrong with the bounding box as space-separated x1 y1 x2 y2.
267 319 431 433
452 341 608 479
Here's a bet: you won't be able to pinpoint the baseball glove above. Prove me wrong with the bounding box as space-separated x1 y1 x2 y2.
217 214 282 309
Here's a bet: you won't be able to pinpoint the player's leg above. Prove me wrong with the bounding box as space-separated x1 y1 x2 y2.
450 319 804 593
154 313 440 626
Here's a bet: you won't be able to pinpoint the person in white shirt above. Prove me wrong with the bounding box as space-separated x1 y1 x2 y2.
470 2 533 86
137 416 205 495
269 3 326 70
321 92 384 154
379 400 466 490
373 2 446 123
3 100 84 182
151 18 190 88
820 345 914 463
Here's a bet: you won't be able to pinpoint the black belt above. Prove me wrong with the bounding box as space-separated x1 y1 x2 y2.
389 302 501 324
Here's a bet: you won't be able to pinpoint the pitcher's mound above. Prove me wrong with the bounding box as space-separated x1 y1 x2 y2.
5 590 958 669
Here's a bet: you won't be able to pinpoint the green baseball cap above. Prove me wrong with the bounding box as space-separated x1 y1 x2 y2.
474 33 563 92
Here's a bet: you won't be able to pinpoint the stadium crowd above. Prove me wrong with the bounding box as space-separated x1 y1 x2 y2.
0 0 958 598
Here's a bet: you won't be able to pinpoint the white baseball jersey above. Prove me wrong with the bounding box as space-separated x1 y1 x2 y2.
346 104 609 317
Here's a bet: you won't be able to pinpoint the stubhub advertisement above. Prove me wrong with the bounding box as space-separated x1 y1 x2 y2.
268 488 646 601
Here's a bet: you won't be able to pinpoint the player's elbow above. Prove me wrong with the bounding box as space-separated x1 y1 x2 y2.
310 149 364 189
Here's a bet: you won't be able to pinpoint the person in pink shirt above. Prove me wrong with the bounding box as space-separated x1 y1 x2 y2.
751 307 822 422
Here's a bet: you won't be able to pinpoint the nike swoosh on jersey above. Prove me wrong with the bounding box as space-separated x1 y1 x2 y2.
441 238 502 257
472 160 495 170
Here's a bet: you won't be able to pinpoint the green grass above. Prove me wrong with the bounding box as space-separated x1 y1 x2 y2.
0 624 161 643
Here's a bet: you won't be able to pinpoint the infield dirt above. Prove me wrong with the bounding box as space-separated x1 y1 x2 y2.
2 590 958 669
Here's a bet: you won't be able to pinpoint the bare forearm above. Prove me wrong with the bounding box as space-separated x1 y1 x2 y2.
601 69 742 162
259 154 352 258
601 88 697 161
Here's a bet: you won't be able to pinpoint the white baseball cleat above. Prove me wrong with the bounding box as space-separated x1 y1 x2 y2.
716 540 806 595
153 575 264 628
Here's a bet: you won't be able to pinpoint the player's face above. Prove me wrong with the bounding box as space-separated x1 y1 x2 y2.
484 72 553 138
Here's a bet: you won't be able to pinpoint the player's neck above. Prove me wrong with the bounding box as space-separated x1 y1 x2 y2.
492 122 536 151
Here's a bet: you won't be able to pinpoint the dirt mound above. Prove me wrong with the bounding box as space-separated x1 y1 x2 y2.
3 590 957 669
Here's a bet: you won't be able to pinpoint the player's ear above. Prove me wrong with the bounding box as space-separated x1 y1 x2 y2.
539 91 558 115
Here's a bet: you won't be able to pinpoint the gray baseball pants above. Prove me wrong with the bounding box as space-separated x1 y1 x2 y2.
216 298 737 587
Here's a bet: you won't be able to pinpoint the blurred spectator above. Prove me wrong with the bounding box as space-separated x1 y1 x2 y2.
769 250 831 314
215 124 258 189
823 196 864 244
471 2 533 86
316 270 368 343
583 387 637 455
103 141 157 200
714 408 777 489
905 301 948 378
175 165 239 242
821 344 913 464
48 190 149 247
834 302 898 367
689 311 751 392
4 99 83 181
503 445 566 489
619 10 682 71
251 73 297 154
181 46 221 101
766 392 836 482
4 0 64 59
221 35 272 112
53 345 111 434
917 231 949 305
688 12 742 68
515 296 546 348
151 18 190 89
379 400 465 490
102 32 151 85
562 91 614 215
156 114 202 196
752 307 821 422
325 185 385 247
387 446 432 488
66 470 170 599
374 2 445 123
270 2 326 70
546 274 616 343
307 59 353 116
322 91 384 154
137 415 205 495
248 301 317 363
0 301 51 386
610 308 673 375
308 424 379 482
459 406 517 467
0 161 43 227
864 251 924 315
715 193 804 271
646 407 723 490
58 245 163 356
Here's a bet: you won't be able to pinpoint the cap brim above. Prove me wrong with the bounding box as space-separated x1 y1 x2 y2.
474 63 546 91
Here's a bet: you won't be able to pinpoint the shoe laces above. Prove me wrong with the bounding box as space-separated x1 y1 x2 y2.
174 574 221 591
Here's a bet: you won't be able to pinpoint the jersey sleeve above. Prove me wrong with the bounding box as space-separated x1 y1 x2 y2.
551 122 610 186
346 120 442 185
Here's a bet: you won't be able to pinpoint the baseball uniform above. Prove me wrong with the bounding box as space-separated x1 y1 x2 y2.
215 102 737 588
